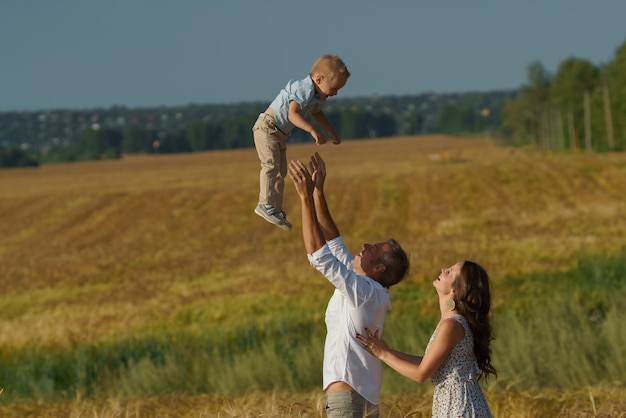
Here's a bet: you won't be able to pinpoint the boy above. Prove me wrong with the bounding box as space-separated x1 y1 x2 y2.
253 54 350 230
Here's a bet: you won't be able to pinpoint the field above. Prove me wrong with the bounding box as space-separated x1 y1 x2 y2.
1 135 625 417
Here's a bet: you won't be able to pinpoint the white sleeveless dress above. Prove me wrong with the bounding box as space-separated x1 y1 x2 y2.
425 314 492 417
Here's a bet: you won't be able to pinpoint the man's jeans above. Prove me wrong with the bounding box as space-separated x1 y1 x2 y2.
325 390 379 418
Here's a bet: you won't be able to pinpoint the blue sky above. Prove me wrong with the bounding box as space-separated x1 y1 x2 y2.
2 1 625 112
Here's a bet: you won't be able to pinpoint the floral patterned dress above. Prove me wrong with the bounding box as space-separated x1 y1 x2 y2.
425 314 492 418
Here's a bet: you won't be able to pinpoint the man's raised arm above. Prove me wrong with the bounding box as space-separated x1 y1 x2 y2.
288 159 326 254
308 152 340 241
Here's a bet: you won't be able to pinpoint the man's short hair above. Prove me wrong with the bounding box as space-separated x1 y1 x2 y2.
376 239 410 288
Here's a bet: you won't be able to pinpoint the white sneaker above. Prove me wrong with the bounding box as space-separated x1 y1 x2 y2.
254 204 292 231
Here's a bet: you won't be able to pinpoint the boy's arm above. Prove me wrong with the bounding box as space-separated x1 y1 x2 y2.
288 101 327 144
312 111 341 144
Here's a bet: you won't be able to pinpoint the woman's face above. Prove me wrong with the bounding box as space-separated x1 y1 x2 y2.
434 261 464 295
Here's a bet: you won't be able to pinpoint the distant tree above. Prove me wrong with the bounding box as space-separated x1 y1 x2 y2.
602 40 626 150
205 122 227 150
41 143 81 163
325 110 342 137
523 61 552 145
339 108 369 139
186 122 214 151
78 128 123 159
123 127 155 153
0 147 39 168
338 109 398 139
435 105 472 134
41 128 123 163
502 61 552 146
223 113 257 149
501 97 532 146
435 103 497 135
371 111 397 137
159 129 191 153
550 58 599 149
406 111 425 135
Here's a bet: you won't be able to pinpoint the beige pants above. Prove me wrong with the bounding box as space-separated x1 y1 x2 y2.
325 390 379 418
253 113 289 210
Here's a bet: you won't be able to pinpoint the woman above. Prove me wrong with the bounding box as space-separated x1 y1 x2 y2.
357 261 496 417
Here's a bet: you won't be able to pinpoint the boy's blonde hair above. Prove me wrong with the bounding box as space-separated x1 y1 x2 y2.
310 54 351 82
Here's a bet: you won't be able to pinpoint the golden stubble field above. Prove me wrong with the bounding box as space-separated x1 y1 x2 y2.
2 135 626 347
1 135 626 416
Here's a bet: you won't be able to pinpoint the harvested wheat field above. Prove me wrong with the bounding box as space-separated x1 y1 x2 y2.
1 135 625 416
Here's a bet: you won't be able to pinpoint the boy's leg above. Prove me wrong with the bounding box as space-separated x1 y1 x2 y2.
253 114 287 209
276 143 287 210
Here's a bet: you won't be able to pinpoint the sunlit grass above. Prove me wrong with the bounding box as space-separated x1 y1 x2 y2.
1 387 625 417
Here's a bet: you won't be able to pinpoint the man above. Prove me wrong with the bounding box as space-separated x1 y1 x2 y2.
288 152 410 418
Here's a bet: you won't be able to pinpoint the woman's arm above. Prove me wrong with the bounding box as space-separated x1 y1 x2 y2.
358 319 464 384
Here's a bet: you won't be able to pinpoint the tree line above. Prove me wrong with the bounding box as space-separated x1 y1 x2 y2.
0 90 511 168
502 40 626 152
2 38 625 169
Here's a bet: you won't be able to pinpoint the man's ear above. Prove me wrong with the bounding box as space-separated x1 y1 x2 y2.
375 263 387 274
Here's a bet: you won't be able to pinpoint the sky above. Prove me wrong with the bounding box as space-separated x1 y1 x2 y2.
2 1 625 112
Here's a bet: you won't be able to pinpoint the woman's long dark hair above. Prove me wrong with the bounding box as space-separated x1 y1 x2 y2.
453 261 497 380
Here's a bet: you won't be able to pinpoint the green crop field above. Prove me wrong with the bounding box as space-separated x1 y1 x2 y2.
1 135 625 417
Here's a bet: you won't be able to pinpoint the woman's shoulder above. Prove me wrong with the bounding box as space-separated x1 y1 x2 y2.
434 314 468 335
446 314 473 336
448 313 467 323
433 315 466 346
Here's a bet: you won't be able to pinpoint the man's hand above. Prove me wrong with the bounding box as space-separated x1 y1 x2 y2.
309 152 326 192
288 159 314 199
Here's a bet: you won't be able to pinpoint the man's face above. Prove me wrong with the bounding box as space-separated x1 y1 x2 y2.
352 241 390 277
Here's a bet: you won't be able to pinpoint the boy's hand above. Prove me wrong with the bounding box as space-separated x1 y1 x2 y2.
310 128 327 145
331 134 342 145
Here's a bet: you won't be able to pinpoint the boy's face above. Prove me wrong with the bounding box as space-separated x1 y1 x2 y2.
313 74 347 99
